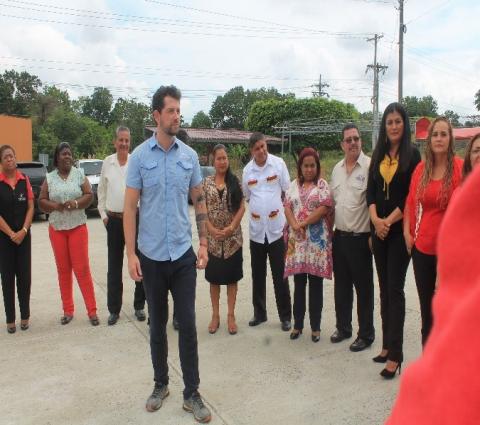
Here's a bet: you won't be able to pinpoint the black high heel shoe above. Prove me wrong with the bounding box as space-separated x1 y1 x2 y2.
311 331 320 343
372 354 388 363
290 329 302 340
380 362 402 379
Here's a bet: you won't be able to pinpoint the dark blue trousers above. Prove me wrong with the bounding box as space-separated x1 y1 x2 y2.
140 247 199 399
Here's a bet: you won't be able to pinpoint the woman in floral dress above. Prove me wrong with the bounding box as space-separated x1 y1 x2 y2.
284 147 334 342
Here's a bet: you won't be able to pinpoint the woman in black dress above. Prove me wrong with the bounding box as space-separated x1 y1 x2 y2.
367 103 421 378
0 145 34 333
204 144 245 335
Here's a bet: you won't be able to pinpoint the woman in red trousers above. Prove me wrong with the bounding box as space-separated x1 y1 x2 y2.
39 142 99 326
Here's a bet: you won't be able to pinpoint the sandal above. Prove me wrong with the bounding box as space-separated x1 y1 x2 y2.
7 324 16 334
89 315 100 326
227 314 238 335
208 316 220 334
20 320 29 331
60 315 73 325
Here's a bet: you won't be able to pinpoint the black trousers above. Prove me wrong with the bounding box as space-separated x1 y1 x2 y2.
0 233 31 323
412 246 437 346
333 232 375 341
140 247 199 399
106 215 145 315
293 274 323 332
372 231 410 363
250 236 291 322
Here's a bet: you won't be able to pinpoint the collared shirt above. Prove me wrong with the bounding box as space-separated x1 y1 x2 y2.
242 153 290 244
0 171 33 199
330 151 371 233
126 135 202 261
97 153 129 220
46 167 87 231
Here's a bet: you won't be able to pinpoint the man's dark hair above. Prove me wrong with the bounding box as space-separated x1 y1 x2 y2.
249 132 266 149
152 85 182 112
176 128 190 144
342 123 360 139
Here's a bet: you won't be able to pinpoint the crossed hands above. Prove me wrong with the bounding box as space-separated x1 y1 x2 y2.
210 225 234 241
292 221 307 240
373 217 390 240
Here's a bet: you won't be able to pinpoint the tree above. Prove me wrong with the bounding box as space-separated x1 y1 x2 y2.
246 97 359 151
0 70 42 116
35 108 111 159
475 89 480 111
209 86 294 129
109 98 152 148
191 110 212 128
34 85 71 126
443 110 460 127
402 95 438 117
79 87 113 126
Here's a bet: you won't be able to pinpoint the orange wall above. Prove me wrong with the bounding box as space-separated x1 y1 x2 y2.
0 115 32 161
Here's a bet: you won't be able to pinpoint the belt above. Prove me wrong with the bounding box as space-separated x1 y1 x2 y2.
335 229 370 237
107 211 123 219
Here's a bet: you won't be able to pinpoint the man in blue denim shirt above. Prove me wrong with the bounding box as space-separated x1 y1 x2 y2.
124 86 211 423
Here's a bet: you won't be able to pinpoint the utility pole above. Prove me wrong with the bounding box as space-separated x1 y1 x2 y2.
398 0 405 102
312 74 329 97
367 34 388 149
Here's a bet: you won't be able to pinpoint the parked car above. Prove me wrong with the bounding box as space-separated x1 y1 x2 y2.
75 159 103 211
188 166 215 204
16 161 48 218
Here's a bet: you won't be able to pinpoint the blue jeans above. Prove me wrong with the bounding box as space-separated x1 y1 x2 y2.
140 247 199 399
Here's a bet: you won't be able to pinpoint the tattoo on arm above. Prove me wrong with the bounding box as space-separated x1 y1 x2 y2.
195 213 207 238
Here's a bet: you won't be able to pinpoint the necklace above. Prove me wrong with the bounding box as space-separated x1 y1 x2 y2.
58 170 69 181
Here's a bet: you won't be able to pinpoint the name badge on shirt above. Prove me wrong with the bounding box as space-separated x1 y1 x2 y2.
18 193 26 202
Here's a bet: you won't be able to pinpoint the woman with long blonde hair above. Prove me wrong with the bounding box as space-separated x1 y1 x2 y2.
404 117 463 346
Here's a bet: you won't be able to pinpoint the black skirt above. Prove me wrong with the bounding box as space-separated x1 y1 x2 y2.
205 247 243 285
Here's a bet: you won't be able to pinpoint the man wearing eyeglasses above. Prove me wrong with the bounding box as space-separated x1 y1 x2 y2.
329 123 375 352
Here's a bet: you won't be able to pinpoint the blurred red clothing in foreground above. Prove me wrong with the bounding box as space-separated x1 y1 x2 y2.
387 167 480 425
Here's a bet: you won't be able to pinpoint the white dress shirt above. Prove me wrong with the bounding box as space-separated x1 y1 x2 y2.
242 153 290 244
97 153 129 221
330 151 371 233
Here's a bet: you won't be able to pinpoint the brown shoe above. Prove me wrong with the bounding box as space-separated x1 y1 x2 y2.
227 314 237 335
208 316 220 334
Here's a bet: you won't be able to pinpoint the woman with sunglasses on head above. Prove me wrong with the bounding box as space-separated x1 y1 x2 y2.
0 145 34 333
404 117 463 348
284 147 334 343
367 102 421 378
39 142 99 326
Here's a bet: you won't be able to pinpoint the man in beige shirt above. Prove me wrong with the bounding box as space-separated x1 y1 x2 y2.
330 124 374 352
98 126 146 326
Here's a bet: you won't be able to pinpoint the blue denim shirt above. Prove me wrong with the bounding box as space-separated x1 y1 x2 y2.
126 135 202 261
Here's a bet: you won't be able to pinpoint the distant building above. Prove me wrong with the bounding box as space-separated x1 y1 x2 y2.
0 115 32 161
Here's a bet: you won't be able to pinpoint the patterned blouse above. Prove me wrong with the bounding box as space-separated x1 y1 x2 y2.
46 166 87 231
284 178 334 279
204 175 243 259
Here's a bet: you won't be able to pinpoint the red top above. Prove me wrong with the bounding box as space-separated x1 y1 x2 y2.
386 166 480 425
406 156 463 255
0 170 34 200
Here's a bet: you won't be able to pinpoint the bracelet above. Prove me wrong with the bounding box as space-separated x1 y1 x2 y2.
23 227 28 235
74 200 79 209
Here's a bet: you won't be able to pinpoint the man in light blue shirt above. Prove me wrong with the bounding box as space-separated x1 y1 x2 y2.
124 86 211 423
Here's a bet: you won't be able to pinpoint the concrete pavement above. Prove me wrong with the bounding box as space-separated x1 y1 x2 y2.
0 210 422 425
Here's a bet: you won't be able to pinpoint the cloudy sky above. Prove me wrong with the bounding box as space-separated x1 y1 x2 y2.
0 0 478 123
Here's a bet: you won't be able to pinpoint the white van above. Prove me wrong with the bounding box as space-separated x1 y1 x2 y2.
75 159 103 210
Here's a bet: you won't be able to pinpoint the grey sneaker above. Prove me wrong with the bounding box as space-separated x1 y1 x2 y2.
145 383 169 412
183 392 212 423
